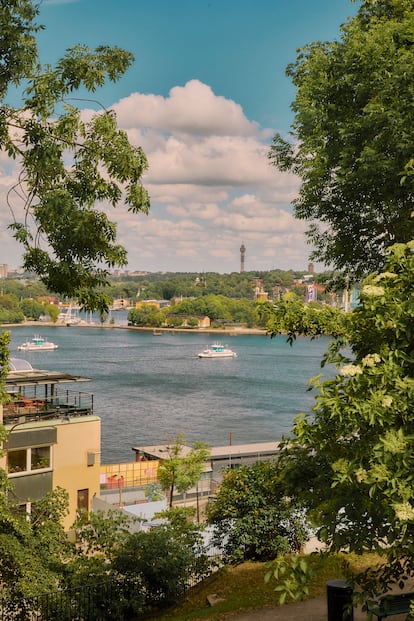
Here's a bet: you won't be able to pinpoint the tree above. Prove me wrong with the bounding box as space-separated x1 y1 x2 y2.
260 295 348 343
71 508 136 561
0 487 74 617
1 1 150 310
127 305 163 327
44 302 60 323
157 435 210 508
269 0 414 280
112 521 208 609
19 297 47 320
271 239 414 602
0 294 24 324
206 460 309 563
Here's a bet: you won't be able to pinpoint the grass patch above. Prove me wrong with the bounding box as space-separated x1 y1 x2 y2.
153 552 381 621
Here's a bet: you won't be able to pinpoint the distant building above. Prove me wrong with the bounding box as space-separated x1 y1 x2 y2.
251 277 268 301
135 299 170 310
254 286 268 301
306 283 317 302
131 441 281 503
272 284 282 301
112 298 131 310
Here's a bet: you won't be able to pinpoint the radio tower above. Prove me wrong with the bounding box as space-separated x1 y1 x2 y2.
240 242 246 273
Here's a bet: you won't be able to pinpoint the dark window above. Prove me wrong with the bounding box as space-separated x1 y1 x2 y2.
77 488 89 511
8 449 27 473
31 446 51 470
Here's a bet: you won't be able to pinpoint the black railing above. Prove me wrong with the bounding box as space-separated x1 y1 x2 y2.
3 388 94 425
0 551 223 620
0 579 142 621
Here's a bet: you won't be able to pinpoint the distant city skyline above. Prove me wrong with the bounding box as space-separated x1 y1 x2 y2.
1 0 359 274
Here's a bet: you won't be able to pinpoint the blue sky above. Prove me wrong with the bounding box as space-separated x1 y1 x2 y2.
1 0 360 274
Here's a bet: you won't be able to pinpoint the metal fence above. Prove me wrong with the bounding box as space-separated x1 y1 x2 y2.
0 579 142 621
0 552 223 621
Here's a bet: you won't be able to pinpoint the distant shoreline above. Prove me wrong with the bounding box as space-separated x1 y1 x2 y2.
2 321 268 336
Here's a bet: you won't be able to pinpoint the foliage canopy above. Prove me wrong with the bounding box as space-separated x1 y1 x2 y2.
269 239 414 600
1 0 150 310
269 0 414 279
206 460 309 563
157 435 210 508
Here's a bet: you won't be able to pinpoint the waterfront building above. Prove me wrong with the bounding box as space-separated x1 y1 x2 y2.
0 358 101 531
131 441 280 502
134 299 170 310
111 298 132 310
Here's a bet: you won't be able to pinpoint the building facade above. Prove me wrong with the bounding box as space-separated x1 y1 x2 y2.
0 358 101 530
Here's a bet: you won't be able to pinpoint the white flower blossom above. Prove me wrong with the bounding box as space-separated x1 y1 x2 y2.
340 364 363 377
362 353 381 367
373 272 397 282
394 502 414 522
362 285 385 297
355 468 367 482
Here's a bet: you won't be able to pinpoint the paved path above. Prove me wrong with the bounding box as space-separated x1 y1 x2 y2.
223 595 367 620
221 596 408 621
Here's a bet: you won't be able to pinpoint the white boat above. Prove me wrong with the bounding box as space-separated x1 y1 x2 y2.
18 335 58 351
57 305 81 326
198 343 237 359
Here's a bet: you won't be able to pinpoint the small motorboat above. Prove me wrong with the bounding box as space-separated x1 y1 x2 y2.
18 335 58 351
198 343 237 359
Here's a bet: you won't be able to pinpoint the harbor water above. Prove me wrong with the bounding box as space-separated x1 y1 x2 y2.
7 323 334 463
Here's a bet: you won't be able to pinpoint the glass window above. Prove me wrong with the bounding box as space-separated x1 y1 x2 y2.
8 446 52 475
77 489 89 511
8 449 27 473
31 446 51 470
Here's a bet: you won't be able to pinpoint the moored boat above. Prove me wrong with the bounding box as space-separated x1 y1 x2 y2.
57 305 81 326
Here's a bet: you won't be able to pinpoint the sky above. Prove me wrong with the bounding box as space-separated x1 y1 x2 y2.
1 0 360 275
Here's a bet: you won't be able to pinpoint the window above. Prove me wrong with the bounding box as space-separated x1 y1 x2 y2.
8 446 52 476
31 446 51 470
8 449 27 473
77 488 89 511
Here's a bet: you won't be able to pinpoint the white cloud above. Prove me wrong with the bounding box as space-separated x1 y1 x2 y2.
0 80 315 274
106 80 309 272
114 80 258 137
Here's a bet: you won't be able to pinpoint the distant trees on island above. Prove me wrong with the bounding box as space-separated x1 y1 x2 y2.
0 268 341 327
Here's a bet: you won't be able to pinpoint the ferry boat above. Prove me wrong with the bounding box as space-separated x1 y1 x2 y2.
18 335 58 351
198 343 237 359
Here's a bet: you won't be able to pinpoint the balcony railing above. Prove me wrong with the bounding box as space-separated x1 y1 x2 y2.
3 387 94 425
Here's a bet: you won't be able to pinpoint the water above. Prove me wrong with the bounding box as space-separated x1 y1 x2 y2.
6 325 334 463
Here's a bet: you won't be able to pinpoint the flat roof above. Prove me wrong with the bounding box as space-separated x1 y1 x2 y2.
6 358 90 387
132 441 281 460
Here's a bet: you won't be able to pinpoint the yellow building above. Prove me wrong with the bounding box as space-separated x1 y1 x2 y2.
0 358 101 531
134 299 170 310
